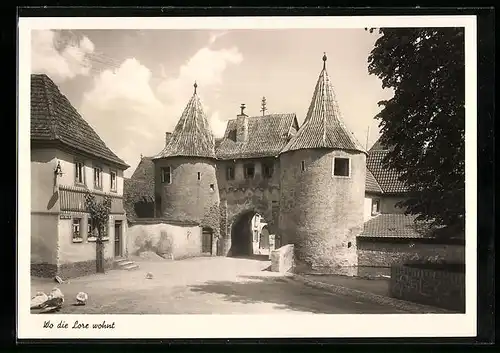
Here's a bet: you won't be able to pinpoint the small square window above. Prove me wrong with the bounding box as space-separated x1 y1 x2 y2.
263 163 274 178
244 164 255 179
93 166 103 189
72 218 82 243
110 170 117 191
333 157 350 177
75 161 85 185
209 184 215 192
161 167 172 184
226 166 235 180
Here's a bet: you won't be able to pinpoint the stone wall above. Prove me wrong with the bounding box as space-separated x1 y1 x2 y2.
357 237 465 268
390 264 465 312
127 220 203 260
270 244 295 273
154 157 220 239
57 258 114 279
279 149 365 274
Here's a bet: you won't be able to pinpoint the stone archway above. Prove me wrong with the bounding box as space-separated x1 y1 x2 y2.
219 188 280 257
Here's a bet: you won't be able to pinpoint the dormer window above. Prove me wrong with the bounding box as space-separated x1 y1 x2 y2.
333 157 350 177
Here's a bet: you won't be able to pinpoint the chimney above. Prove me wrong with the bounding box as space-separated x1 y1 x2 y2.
236 103 248 143
165 132 172 146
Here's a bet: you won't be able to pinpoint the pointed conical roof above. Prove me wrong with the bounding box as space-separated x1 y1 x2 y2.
153 82 216 159
280 54 366 154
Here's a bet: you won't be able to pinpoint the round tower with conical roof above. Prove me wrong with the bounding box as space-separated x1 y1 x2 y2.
278 54 367 275
152 82 220 249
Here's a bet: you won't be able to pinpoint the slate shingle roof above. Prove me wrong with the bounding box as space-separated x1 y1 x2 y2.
31 74 129 169
153 83 216 159
281 55 366 154
360 214 433 238
215 113 299 160
366 149 408 194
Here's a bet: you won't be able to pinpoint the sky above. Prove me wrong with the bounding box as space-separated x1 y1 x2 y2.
31 28 394 178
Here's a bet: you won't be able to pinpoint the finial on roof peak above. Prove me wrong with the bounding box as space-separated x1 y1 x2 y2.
193 81 198 94
322 52 327 70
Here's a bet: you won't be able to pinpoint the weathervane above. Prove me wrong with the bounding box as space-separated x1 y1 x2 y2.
260 96 267 116
323 52 327 70
194 81 198 94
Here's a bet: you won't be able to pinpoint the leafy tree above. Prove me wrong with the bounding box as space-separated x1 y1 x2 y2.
84 192 112 273
367 28 465 236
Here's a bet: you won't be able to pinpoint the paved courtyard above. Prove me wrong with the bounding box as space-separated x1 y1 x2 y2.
31 257 407 314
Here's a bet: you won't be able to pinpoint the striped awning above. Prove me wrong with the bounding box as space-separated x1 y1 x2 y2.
59 185 125 214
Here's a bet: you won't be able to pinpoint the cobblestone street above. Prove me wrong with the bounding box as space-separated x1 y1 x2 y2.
31 257 407 314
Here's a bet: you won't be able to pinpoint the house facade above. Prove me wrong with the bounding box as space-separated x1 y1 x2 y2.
31 74 130 279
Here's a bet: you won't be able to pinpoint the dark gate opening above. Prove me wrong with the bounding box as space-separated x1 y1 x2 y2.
202 227 213 254
229 212 270 260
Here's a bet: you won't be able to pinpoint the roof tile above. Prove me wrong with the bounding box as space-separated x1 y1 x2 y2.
153 84 215 159
31 74 129 169
365 168 383 194
366 150 408 194
216 113 298 159
281 55 365 154
360 214 432 238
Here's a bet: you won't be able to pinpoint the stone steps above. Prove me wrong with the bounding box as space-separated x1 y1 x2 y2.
114 257 139 271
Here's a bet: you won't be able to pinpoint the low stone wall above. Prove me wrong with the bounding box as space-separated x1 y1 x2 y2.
127 220 203 260
31 259 114 279
31 263 58 278
58 258 114 279
390 264 465 312
357 237 465 273
270 244 295 273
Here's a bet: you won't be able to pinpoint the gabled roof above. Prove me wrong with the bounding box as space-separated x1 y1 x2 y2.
215 113 299 160
281 54 366 154
124 156 155 221
368 138 388 152
360 214 433 238
153 82 216 159
31 74 129 169
366 139 408 194
125 157 155 202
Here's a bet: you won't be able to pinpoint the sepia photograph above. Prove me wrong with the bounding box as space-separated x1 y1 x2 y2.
18 14 477 339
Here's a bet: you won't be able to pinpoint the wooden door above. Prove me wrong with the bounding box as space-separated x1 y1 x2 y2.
202 228 213 254
114 221 122 257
